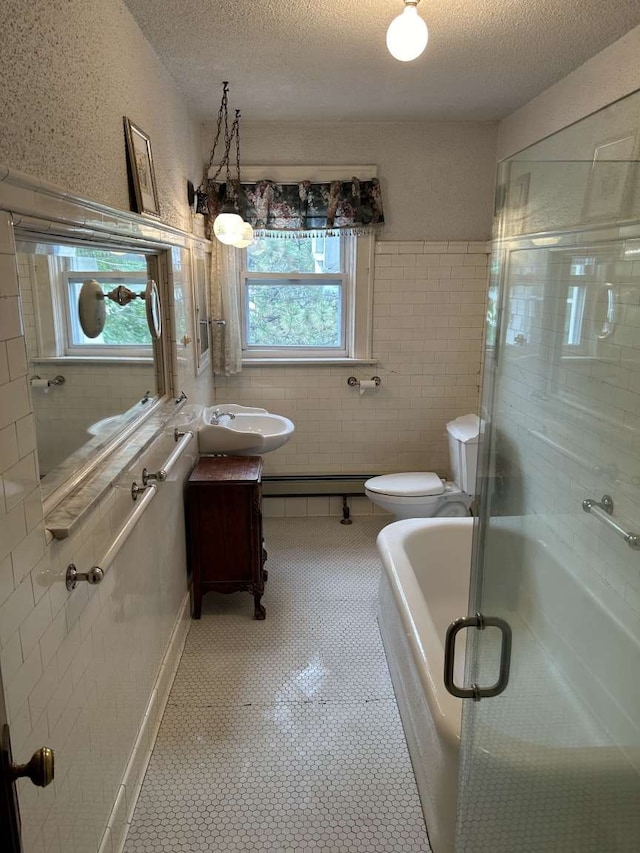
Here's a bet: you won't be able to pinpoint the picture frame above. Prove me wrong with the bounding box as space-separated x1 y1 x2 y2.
123 117 160 217
582 132 638 223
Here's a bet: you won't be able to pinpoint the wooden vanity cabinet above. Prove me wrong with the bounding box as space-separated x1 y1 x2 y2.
186 456 267 620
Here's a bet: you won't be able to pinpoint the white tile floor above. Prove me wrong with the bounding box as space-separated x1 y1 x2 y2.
124 518 432 852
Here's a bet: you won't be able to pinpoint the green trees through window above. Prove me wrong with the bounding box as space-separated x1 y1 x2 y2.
246 282 342 347
244 235 345 351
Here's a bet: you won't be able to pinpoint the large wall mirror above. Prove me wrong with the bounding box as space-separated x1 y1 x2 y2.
15 235 168 508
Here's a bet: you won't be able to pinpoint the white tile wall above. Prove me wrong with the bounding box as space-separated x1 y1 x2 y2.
216 240 489 480
478 233 640 780
488 240 640 624
0 196 216 853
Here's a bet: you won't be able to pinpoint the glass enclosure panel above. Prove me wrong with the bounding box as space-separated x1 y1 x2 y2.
457 152 640 849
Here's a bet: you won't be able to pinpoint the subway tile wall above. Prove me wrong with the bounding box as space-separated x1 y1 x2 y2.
0 204 215 853
216 240 490 479
490 241 640 623
481 237 640 758
28 362 156 475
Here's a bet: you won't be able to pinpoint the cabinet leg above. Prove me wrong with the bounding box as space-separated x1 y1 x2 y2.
253 590 266 620
191 585 202 620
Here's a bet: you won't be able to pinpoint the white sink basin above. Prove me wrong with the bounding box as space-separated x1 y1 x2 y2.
199 405 295 455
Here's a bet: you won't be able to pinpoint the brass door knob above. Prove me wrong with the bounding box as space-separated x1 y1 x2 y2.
10 747 54 787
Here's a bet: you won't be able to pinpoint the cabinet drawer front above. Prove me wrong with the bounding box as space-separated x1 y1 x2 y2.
188 483 262 584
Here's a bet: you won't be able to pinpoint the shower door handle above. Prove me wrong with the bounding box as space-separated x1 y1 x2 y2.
444 613 512 701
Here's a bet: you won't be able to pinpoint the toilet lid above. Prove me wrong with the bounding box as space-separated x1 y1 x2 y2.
365 472 444 497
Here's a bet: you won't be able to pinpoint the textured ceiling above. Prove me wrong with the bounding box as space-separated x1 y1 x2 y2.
123 0 640 121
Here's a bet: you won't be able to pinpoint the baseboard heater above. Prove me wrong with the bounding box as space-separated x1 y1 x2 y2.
262 474 380 524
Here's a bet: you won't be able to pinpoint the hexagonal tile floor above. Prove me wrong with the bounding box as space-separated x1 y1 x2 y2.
124 518 431 852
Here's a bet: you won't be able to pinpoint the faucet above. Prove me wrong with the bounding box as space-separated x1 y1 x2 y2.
210 410 236 425
175 391 188 405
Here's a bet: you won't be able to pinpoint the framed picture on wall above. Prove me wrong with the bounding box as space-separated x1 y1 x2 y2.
582 132 638 222
123 117 160 217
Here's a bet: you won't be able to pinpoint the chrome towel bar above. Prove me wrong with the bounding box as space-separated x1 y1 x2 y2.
582 494 640 551
66 485 158 590
141 430 194 487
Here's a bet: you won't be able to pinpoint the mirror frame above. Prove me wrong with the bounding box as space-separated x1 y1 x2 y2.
13 228 173 516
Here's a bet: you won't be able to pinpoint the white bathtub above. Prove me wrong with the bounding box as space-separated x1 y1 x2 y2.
377 515 640 853
376 517 473 853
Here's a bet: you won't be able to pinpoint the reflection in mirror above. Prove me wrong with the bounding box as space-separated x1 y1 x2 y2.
503 241 640 426
192 248 210 372
15 239 165 504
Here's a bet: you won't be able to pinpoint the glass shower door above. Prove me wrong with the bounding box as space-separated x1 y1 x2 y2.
454 158 640 852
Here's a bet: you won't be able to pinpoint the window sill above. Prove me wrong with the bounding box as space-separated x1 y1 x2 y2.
30 356 154 365
241 357 378 367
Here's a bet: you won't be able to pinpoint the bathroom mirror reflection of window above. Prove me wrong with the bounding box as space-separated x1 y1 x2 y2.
15 238 166 504
192 249 210 373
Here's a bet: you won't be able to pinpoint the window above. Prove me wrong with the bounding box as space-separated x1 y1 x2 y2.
240 232 373 362
49 246 153 357
65 272 152 354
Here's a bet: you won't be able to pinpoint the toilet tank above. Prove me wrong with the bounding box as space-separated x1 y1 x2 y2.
446 414 480 494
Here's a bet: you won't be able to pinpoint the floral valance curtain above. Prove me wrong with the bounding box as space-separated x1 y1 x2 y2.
197 177 384 237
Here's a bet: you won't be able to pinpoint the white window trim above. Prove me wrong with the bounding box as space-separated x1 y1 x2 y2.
61 269 153 358
237 165 376 365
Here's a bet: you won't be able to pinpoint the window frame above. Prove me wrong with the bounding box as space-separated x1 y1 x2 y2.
235 165 376 365
241 232 350 358
240 233 374 363
61 269 154 358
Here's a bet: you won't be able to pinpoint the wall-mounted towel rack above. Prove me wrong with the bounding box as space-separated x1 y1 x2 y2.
141 430 194 487
66 484 158 590
131 430 194 500
582 494 640 551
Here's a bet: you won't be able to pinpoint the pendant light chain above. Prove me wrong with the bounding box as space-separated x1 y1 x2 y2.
201 82 228 190
234 110 242 185
223 102 234 187
200 81 254 247
200 81 239 189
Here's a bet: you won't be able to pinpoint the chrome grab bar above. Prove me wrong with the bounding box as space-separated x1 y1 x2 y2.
141 431 194 487
582 494 640 551
66 485 158 590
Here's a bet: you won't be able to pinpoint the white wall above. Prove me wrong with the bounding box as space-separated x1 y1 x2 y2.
217 240 489 479
208 120 497 477
0 0 201 231
497 24 640 160
204 120 499 241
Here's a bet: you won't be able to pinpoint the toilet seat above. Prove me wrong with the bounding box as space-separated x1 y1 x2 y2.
364 472 444 497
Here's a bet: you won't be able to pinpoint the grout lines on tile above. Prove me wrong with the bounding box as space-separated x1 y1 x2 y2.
124 517 432 852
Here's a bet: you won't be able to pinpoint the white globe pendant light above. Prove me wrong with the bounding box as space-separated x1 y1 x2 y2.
386 0 429 62
213 207 244 245
231 220 254 249
199 83 254 247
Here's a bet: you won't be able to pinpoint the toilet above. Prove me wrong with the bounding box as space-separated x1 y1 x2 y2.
364 413 480 519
